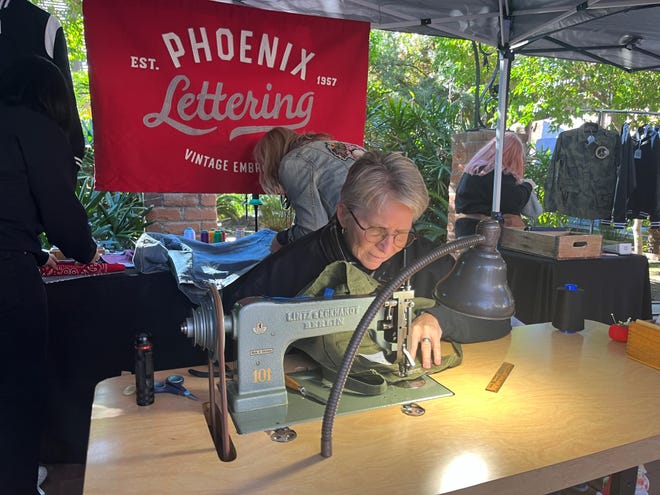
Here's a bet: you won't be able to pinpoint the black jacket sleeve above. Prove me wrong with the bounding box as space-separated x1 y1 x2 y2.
22 112 96 263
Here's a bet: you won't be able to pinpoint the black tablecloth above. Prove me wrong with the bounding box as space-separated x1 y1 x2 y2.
501 250 652 325
41 269 206 463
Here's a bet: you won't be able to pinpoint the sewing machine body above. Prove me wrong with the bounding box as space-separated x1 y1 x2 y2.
225 295 381 413
182 289 454 434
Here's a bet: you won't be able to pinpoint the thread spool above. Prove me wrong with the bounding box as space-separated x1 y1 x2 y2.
200 230 209 243
183 227 196 240
552 283 585 333
213 230 223 243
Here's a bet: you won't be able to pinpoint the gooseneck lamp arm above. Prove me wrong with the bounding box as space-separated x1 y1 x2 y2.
320 233 484 458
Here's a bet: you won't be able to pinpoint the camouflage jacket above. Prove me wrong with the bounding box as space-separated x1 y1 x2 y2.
544 123 620 220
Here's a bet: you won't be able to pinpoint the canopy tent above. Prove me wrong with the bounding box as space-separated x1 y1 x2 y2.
225 0 660 213
229 1 660 72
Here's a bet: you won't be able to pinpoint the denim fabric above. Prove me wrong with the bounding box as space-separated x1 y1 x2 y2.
133 229 276 303
278 140 364 243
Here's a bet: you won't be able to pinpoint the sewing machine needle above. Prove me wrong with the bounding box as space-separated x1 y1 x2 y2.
285 375 327 405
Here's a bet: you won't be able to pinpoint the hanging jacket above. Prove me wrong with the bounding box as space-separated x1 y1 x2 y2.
609 122 637 228
544 122 620 220
626 124 660 227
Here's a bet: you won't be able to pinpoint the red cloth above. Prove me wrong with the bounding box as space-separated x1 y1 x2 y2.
40 261 126 277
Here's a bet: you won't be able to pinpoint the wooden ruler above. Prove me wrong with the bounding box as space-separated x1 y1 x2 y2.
486 362 514 392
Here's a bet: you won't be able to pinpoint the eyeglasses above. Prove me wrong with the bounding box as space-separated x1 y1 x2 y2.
348 209 417 249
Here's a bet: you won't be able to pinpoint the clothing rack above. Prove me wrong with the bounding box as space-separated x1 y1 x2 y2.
587 109 660 252
588 108 660 127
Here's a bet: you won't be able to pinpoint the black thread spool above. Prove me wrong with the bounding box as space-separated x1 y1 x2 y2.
552 284 585 333
134 332 154 406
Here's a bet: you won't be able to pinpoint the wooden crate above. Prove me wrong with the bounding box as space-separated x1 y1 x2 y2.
627 320 660 371
499 228 602 259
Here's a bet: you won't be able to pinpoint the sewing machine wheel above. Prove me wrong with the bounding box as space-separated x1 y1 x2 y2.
180 292 222 363
205 285 236 462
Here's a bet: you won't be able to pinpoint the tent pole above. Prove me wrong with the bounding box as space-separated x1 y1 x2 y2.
492 47 513 217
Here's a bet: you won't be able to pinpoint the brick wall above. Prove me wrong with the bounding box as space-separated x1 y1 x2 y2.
143 193 217 236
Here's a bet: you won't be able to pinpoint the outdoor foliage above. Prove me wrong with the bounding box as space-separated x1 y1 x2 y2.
366 33 470 241
75 148 152 250
43 1 660 247
510 57 660 131
523 146 569 228
257 195 294 232
216 194 244 223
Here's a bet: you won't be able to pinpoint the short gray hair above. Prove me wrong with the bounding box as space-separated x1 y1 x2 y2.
340 150 429 220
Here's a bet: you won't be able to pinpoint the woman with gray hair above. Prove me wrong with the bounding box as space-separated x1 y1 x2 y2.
223 150 454 368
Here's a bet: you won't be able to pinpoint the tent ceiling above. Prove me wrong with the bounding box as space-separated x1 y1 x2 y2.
230 0 660 72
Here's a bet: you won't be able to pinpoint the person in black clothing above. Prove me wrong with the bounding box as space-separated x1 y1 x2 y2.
454 132 534 238
223 151 510 373
0 55 98 495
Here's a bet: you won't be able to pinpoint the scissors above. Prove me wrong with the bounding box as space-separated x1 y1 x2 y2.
154 374 199 400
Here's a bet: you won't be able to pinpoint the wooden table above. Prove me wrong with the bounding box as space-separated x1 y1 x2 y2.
83 321 660 494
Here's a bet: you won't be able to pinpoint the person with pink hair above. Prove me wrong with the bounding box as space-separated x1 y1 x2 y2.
454 132 535 237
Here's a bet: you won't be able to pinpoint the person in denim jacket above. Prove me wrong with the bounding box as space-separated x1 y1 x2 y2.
255 127 365 252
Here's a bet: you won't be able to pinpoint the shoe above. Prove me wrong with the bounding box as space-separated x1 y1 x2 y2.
37 465 47 495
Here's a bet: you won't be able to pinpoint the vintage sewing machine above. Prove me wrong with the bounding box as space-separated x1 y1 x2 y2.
179 220 511 460
180 286 452 436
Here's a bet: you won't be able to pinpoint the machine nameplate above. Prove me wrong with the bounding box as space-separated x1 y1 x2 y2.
285 305 361 321
285 304 363 331
250 348 274 356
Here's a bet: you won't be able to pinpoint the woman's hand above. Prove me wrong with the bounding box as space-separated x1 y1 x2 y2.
45 253 58 268
408 312 443 369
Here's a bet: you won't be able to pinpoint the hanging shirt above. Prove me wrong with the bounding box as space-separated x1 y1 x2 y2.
544 122 620 220
625 124 660 227
608 122 637 228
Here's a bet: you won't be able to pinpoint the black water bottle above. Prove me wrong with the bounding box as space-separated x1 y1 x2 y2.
134 332 154 406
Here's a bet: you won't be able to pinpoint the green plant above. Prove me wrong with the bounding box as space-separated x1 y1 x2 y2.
524 145 570 228
75 147 152 250
364 90 462 242
216 194 244 222
257 195 294 232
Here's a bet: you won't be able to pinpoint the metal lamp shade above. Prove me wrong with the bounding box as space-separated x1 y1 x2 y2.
434 219 515 321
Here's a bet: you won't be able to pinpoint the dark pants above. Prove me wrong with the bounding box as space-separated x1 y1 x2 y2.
0 250 47 495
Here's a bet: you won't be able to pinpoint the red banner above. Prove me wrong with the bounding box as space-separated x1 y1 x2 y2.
83 0 369 193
